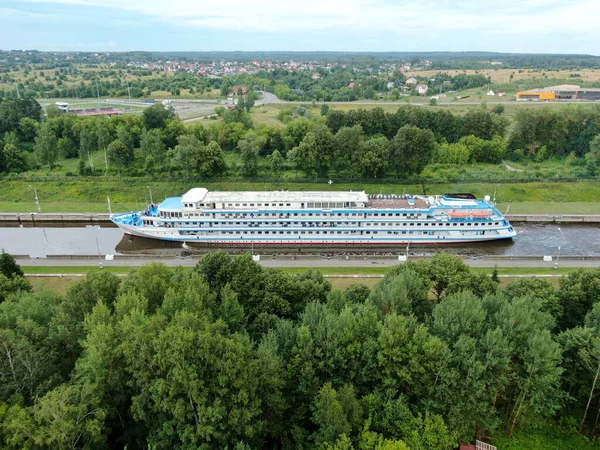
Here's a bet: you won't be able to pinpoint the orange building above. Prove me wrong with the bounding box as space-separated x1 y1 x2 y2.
516 91 556 101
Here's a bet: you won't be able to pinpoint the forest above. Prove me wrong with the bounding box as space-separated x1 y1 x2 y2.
1 250 600 449
2 95 600 182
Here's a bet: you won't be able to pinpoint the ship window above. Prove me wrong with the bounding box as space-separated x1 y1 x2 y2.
453 223 457 226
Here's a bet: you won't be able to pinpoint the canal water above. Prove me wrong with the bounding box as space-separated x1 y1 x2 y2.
0 223 599 257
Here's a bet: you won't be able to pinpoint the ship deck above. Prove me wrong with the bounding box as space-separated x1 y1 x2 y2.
367 198 430 209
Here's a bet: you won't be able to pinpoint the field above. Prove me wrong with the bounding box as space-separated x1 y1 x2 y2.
407 67 600 84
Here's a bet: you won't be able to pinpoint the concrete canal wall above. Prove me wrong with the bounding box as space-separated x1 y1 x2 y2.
1 212 600 225
0 212 111 225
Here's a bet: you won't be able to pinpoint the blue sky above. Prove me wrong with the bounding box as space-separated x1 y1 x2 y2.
1 0 599 54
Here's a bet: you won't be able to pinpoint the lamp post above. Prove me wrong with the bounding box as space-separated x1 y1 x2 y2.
95 225 103 269
554 227 564 270
147 186 154 204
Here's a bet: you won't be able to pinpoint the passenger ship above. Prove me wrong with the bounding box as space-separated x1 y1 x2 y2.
111 188 516 246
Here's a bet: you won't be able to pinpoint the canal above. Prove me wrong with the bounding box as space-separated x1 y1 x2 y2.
1 223 599 257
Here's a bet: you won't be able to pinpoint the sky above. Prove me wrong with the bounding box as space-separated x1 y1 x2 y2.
0 0 599 54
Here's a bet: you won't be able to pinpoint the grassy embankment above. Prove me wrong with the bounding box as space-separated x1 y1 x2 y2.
1 178 600 214
24 265 577 294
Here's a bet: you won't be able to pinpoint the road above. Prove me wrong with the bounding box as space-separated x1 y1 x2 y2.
16 256 600 270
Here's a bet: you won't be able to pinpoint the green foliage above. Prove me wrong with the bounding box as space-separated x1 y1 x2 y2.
0 250 24 280
558 269 600 330
390 125 436 177
34 121 58 169
0 255 597 449
142 103 175 130
434 142 471 165
106 139 133 172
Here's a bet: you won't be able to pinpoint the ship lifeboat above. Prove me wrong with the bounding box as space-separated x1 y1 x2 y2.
449 210 469 218
471 210 491 218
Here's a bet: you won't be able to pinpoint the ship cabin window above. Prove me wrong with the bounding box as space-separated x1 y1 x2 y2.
243 203 247 206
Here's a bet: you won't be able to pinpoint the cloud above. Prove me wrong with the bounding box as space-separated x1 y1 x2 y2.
19 0 600 35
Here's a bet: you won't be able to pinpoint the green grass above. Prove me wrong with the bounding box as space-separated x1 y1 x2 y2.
493 425 598 450
23 266 132 274
2 179 600 214
21 265 582 277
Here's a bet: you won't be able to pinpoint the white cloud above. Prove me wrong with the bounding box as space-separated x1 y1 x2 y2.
19 0 600 35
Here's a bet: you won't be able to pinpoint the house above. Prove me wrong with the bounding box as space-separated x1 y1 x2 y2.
311 73 321 80
487 89 506 96
348 82 355 88
387 81 395 90
229 85 247 96
405 77 418 85
416 84 429 95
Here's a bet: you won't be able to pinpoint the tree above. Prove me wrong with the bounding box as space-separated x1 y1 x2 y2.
106 139 133 173
198 141 227 177
355 137 390 178
433 142 471 165
321 104 330 116
269 149 283 178
312 382 352 446
142 103 175 129
390 125 436 178
34 122 58 169
558 269 600 330
0 250 24 279
0 97 41 132
505 278 561 320
369 268 432 319
18 117 39 142
289 125 334 177
238 132 265 177
79 124 97 172
140 128 166 167
96 120 112 172
57 137 77 159
2 143 27 173
333 125 364 174
116 125 134 153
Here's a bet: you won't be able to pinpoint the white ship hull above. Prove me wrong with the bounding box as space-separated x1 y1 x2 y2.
115 222 516 245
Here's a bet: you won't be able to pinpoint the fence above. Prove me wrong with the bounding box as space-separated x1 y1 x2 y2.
476 440 497 450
